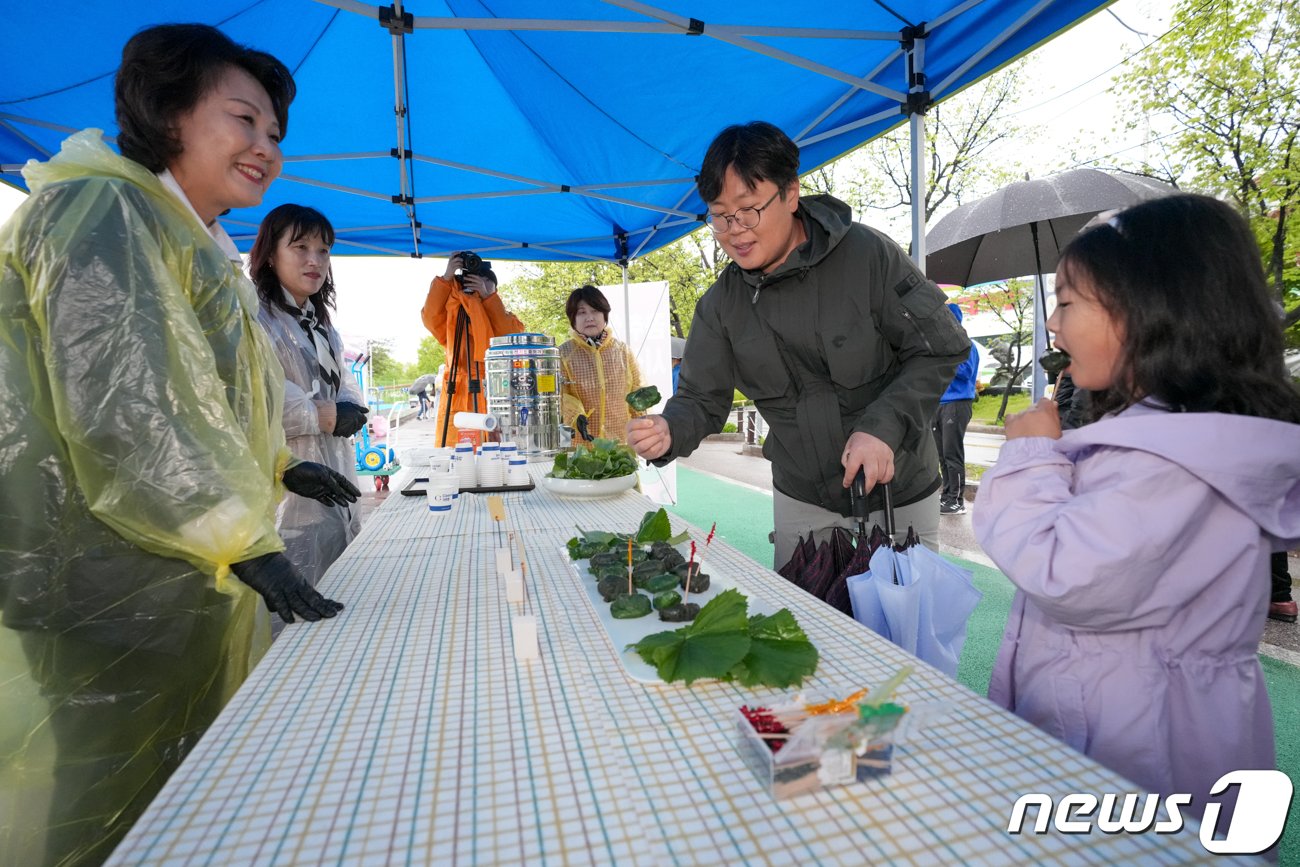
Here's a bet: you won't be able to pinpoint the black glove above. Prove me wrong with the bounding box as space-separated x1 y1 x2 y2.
575 414 593 442
283 461 362 507
231 552 344 623
334 401 369 437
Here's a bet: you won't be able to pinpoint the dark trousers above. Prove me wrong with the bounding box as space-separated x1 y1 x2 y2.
416 393 429 418
932 399 972 504
1273 551 1294 603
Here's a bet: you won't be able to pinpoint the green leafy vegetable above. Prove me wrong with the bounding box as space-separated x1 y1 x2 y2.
549 438 639 480
626 385 662 412
629 589 819 687
611 593 652 619
638 573 680 594
730 610 820 689
652 590 682 610
635 508 672 543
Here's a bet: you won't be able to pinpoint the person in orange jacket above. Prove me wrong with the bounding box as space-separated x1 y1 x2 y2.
421 252 525 446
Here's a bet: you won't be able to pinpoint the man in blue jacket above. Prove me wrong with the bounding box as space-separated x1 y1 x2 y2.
934 303 979 515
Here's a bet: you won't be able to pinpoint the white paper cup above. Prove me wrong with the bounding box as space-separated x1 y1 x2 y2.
426 482 454 513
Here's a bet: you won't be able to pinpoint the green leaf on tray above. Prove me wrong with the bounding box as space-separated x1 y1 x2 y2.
634 508 672 543
730 610 820 689
628 589 819 688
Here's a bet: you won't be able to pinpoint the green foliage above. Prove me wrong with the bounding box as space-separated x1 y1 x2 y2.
416 336 446 379
498 229 726 343
956 279 1036 422
1115 0 1300 321
971 391 1031 426
548 438 639 480
721 422 737 433
630 589 819 687
367 338 402 387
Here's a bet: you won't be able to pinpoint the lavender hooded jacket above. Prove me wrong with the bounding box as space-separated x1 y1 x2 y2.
973 402 1300 818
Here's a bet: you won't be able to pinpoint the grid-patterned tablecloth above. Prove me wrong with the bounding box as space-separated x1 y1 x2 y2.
109 465 1221 865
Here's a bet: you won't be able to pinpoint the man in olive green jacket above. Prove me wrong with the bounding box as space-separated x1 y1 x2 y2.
628 121 971 567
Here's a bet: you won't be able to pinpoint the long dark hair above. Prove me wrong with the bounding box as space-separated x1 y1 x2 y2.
115 23 294 173
248 204 337 328
1057 193 1300 423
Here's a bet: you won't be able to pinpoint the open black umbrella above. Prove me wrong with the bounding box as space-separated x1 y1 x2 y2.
925 169 1178 286
925 169 1177 398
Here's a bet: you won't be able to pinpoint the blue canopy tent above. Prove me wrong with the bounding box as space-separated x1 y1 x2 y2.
0 0 1112 267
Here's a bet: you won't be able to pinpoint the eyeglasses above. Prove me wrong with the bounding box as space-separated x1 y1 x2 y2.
705 190 782 235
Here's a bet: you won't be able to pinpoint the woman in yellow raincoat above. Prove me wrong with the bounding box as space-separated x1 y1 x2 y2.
559 285 645 444
0 24 351 866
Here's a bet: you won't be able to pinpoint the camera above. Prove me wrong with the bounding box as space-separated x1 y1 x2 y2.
454 250 494 292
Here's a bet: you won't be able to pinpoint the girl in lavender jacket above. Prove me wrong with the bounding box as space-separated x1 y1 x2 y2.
973 194 1300 829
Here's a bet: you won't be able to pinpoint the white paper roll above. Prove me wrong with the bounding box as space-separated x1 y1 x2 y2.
453 411 498 431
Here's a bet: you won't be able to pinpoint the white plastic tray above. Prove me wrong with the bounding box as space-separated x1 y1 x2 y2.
564 544 774 684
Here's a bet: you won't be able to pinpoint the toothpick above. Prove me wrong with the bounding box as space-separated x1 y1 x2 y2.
683 540 697 603
626 537 634 596
689 522 717 600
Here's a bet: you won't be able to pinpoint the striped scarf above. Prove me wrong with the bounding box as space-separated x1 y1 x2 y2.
287 288 341 396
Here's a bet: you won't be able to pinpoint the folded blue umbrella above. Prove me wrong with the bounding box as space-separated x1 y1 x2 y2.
847 543 982 677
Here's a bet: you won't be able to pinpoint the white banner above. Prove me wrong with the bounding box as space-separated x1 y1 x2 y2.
601 279 676 504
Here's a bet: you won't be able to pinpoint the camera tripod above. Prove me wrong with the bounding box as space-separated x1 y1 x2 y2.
439 305 482 447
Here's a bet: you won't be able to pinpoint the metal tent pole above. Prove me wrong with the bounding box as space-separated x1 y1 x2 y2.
903 26 930 270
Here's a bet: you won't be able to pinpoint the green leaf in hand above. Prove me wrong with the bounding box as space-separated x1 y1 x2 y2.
626 385 662 413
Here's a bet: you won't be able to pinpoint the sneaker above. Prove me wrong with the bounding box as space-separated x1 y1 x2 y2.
940 500 966 515
1268 600 1298 623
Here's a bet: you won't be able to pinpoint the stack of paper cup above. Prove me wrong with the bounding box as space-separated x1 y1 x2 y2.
453 442 475 489
426 473 457 513
477 442 503 487
506 454 529 486
430 448 454 477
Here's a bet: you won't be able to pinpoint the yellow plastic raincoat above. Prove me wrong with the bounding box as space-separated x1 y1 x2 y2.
257 301 363 587
0 131 290 866
559 328 644 444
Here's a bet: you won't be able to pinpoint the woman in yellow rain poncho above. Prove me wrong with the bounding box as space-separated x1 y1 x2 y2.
0 24 352 866
559 285 645 444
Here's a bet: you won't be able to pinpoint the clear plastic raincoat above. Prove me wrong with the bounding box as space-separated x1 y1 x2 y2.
559 328 644 443
0 131 290 866
257 301 363 586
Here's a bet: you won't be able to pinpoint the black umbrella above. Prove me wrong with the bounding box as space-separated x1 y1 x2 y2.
925 168 1178 286
925 169 1177 397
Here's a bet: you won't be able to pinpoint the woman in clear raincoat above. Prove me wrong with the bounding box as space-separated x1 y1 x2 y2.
249 205 368 598
0 25 351 866
559 284 645 444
